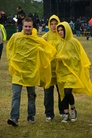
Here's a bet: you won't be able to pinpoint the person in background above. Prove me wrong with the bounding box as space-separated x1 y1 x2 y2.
75 19 81 37
55 21 92 123
42 14 64 122
0 11 7 26
6 17 56 127
0 22 7 59
16 6 26 32
69 20 75 34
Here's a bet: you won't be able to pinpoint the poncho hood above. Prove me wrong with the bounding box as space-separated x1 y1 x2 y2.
48 14 60 32
57 21 73 40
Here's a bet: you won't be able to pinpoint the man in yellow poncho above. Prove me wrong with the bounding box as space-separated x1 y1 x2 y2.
0 23 6 59
42 14 63 121
55 21 92 123
6 17 56 127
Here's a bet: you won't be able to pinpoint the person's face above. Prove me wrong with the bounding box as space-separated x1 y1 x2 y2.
57 26 65 38
16 7 20 12
50 20 58 32
23 21 33 35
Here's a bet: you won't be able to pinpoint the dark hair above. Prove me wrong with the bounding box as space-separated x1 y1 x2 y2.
57 25 65 38
17 6 22 10
50 18 58 23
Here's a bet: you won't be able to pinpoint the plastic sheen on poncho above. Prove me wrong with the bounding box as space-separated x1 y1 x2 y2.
42 14 60 85
6 30 56 88
55 22 92 99
0 24 7 43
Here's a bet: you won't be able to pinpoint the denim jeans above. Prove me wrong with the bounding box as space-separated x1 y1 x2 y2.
10 84 36 121
44 85 64 118
18 24 22 32
0 43 3 59
76 30 81 37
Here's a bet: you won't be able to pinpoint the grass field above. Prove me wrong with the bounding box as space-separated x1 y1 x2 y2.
0 35 92 138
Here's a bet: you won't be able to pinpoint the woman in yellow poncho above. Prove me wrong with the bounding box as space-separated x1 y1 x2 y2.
6 17 56 126
0 23 6 59
55 21 92 123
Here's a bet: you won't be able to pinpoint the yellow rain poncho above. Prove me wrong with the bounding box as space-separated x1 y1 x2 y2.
42 14 60 85
0 24 7 41
55 22 92 99
6 30 56 88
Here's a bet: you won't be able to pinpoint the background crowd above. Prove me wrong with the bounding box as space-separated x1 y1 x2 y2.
0 7 92 38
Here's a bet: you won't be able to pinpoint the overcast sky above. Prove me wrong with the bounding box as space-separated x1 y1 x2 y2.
34 0 42 2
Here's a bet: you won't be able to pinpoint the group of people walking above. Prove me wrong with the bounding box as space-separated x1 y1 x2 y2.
4 13 92 127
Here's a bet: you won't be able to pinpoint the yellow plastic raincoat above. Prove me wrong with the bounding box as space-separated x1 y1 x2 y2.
6 30 56 88
0 24 7 41
55 22 92 99
42 15 60 85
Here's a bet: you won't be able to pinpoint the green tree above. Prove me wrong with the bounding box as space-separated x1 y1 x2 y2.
0 0 43 18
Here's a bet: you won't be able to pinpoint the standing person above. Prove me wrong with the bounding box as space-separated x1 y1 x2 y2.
75 19 81 37
55 21 92 122
0 23 6 59
6 17 56 127
42 14 64 122
16 6 26 32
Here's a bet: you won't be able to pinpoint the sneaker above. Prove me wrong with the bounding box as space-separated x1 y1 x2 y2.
61 114 70 123
60 114 65 120
71 109 77 122
7 118 18 127
46 117 52 122
28 116 35 124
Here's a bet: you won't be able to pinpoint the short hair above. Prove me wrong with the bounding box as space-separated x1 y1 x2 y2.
22 17 33 24
17 6 22 10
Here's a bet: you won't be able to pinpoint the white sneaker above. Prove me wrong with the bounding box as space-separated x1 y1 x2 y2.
61 114 70 123
46 117 52 122
71 109 77 122
60 114 65 120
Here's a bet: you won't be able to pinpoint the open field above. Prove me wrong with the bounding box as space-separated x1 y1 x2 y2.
0 35 92 138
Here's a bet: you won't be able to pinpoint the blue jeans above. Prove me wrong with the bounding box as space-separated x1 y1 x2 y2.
10 84 36 121
18 24 22 32
76 30 81 36
0 43 3 59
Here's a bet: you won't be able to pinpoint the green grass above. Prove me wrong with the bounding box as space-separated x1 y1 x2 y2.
0 35 92 138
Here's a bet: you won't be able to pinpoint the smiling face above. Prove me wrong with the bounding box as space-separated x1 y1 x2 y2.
50 19 58 32
57 26 65 38
23 20 33 35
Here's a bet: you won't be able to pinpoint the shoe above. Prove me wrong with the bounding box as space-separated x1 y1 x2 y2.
60 114 65 120
7 118 18 127
71 109 77 122
28 116 35 124
61 114 70 123
46 117 52 122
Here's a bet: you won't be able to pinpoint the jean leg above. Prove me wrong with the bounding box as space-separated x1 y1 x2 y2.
76 30 78 36
0 43 3 59
27 86 36 120
44 86 54 118
10 84 22 121
18 24 22 32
